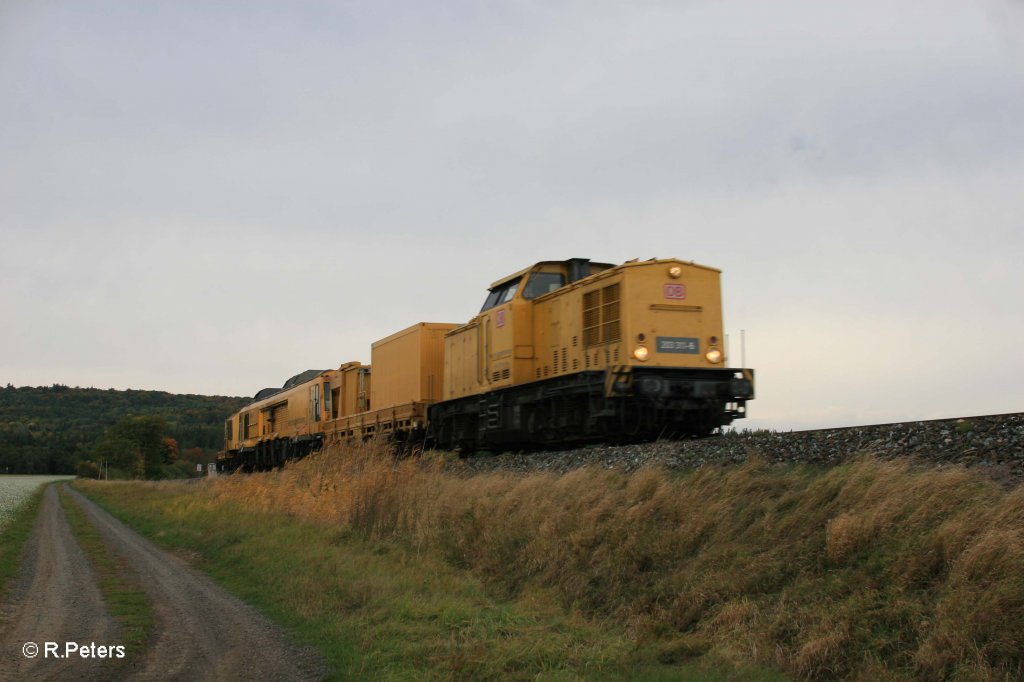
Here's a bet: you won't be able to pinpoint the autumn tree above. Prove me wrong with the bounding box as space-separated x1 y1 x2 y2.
91 415 177 478
0 384 247 474
76 459 101 479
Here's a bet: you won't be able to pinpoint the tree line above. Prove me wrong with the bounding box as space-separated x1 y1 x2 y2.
0 384 248 477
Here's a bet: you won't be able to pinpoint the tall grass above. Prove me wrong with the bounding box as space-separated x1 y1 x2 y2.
208 440 1023 680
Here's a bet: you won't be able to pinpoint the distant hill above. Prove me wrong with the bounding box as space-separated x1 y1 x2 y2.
0 384 248 474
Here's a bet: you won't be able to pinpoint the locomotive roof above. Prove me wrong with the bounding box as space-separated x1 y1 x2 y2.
282 369 327 389
241 368 328 409
488 259 616 290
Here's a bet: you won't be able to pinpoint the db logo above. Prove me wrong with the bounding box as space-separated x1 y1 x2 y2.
495 309 506 328
663 284 686 300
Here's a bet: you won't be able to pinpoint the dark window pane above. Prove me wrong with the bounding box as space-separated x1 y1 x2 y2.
523 272 566 300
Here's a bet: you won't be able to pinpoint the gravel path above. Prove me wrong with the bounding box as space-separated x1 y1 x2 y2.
0 485 120 681
63 486 326 681
0 484 326 681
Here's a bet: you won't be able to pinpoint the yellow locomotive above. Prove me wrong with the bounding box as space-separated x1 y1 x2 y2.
219 257 753 469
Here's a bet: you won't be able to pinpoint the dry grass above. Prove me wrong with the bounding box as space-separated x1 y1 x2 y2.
204 440 1023 680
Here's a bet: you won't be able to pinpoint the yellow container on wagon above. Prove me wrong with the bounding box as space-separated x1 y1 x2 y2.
370 322 457 409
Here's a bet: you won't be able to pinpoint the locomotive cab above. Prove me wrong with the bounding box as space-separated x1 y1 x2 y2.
445 260 615 400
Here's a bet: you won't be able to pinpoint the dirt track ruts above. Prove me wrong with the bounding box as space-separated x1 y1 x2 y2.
1 484 325 681
0 485 119 681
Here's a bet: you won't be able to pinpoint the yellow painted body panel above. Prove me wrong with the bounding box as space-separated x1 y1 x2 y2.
223 371 331 452
328 361 370 419
444 260 615 400
444 321 481 400
620 261 724 370
445 259 728 400
371 322 456 410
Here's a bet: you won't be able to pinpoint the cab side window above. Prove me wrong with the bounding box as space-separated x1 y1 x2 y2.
523 272 566 300
500 281 520 303
480 278 522 311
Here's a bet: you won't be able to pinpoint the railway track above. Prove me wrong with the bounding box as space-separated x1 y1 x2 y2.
451 412 1024 484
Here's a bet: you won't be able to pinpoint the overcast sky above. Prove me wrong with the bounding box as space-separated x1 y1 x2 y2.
2 0 1022 430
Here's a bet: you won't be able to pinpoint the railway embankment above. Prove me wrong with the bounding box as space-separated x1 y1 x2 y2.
455 412 1024 483
79 433 1024 680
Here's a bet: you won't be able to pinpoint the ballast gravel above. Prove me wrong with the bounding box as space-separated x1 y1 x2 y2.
451 412 1024 485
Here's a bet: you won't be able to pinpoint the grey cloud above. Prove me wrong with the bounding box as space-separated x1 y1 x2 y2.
1 0 1022 427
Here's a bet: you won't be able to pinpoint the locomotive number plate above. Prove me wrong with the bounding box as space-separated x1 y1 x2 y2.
663 284 686 300
656 337 699 354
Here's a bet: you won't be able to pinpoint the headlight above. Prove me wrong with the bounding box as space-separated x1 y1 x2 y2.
633 345 649 361
705 347 722 364
667 265 683 279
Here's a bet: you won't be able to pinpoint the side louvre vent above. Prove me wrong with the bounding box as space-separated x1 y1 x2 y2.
583 290 601 347
602 283 621 343
583 282 622 347
270 402 289 432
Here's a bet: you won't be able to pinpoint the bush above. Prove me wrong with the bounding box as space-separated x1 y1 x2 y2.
76 460 101 479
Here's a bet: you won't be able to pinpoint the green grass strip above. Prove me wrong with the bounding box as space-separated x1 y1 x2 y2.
76 481 784 682
57 485 153 656
0 484 47 601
